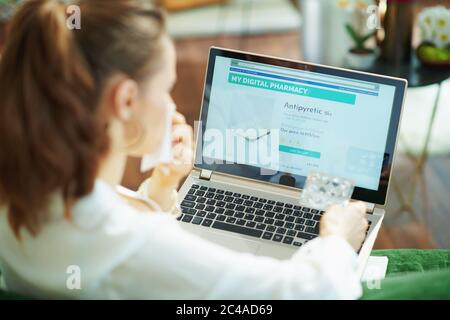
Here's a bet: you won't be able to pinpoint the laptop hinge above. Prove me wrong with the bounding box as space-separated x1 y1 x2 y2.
199 169 213 181
366 203 375 214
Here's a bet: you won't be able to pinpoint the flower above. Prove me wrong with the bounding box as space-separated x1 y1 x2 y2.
418 6 450 48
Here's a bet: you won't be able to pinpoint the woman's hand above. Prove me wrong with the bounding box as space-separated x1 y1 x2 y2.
143 111 194 212
319 201 368 251
153 111 194 186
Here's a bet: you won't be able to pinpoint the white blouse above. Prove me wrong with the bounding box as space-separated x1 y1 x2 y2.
0 180 362 299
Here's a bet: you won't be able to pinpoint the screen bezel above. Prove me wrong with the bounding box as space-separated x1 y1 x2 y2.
195 47 407 205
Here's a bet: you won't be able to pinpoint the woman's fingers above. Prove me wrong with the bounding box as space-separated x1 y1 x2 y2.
172 111 186 125
172 124 193 148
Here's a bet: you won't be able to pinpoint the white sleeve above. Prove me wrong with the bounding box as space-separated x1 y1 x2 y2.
103 214 362 300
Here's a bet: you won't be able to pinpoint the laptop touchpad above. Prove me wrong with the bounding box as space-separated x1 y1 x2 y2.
201 230 260 254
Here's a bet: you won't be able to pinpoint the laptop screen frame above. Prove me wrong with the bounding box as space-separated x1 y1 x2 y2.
194 47 407 205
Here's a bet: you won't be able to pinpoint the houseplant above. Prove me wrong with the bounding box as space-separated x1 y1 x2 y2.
343 0 378 70
345 23 377 70
416 6 450 68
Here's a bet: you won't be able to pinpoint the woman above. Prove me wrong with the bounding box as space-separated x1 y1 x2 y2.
0 0 368 299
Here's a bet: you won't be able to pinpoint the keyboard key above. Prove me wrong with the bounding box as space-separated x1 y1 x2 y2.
262 232 273 240
294 205 302 210
216 215 226 222
276 227 287 235
197 197 206 203
206 199 216 205
273 206 283 213
192 217 203 225
253 202 263 209
225 203 236 210
226 217 236 224
250 196 258 201
236 219 246 226
305 220 315 226
244 214 255 221
182 215 193 223
209 188 216 192
293 241 302 247
242 195 250 200
205 206 215 212
235 205 245 212
195 203 205 210
214 207 225 214
234 198 244 204
284 204 293 208
187 189 196 195
297 232 317 240
275 213 285 220
245 207 255 214
273 234 283 242
287 229 297 237
274 220 284 227
205 192 214 198
200 186 208 191
313 214 321 221
303 213 313 219
254 216 264 223
184 195 197 201
225 191 233 196
283 208 293 215
256 223 266 230
244 200 253 206
266 225 276 232
176 214 183 221
264 218 274 225
263 204 273 211
306 226 318 234
224 196 234 202
283 236 293 244
293 210 302 217
234 212 244 219
276 201 284 207
258 198 267 203
216 190 224 194
302 207 311 213
216 201 226 207
295 217 305 224
245 221 256 228
212 221 262 238
267 200 276 205
233 193 241 197
195 190 205 196
214 194 224 201
191 184 200 189
225 210 234 216
264 211 275 218
285 216 295 222
285 222 294 229
255 209 265 216
181 200 195 208
311 209 319 214
196 211 206 218
207 213 217 219
295 224 305 232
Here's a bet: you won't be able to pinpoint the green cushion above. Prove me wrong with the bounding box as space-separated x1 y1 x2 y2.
362 249 450 300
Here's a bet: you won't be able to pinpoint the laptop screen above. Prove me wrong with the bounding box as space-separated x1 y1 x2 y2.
196 48 407 205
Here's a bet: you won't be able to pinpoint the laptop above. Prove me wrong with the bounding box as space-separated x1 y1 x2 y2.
177 47 407 277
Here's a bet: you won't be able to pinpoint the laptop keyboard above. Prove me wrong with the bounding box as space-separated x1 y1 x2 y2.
178 184 331 247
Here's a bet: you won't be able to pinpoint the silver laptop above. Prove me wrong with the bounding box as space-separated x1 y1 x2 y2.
177 47 407 277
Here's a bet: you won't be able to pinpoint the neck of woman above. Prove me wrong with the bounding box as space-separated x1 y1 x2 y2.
97 149 127 188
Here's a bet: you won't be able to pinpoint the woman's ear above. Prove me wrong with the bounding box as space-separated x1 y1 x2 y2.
110 77 139 121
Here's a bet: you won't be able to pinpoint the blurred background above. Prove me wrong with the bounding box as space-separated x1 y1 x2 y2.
1 0 449 249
